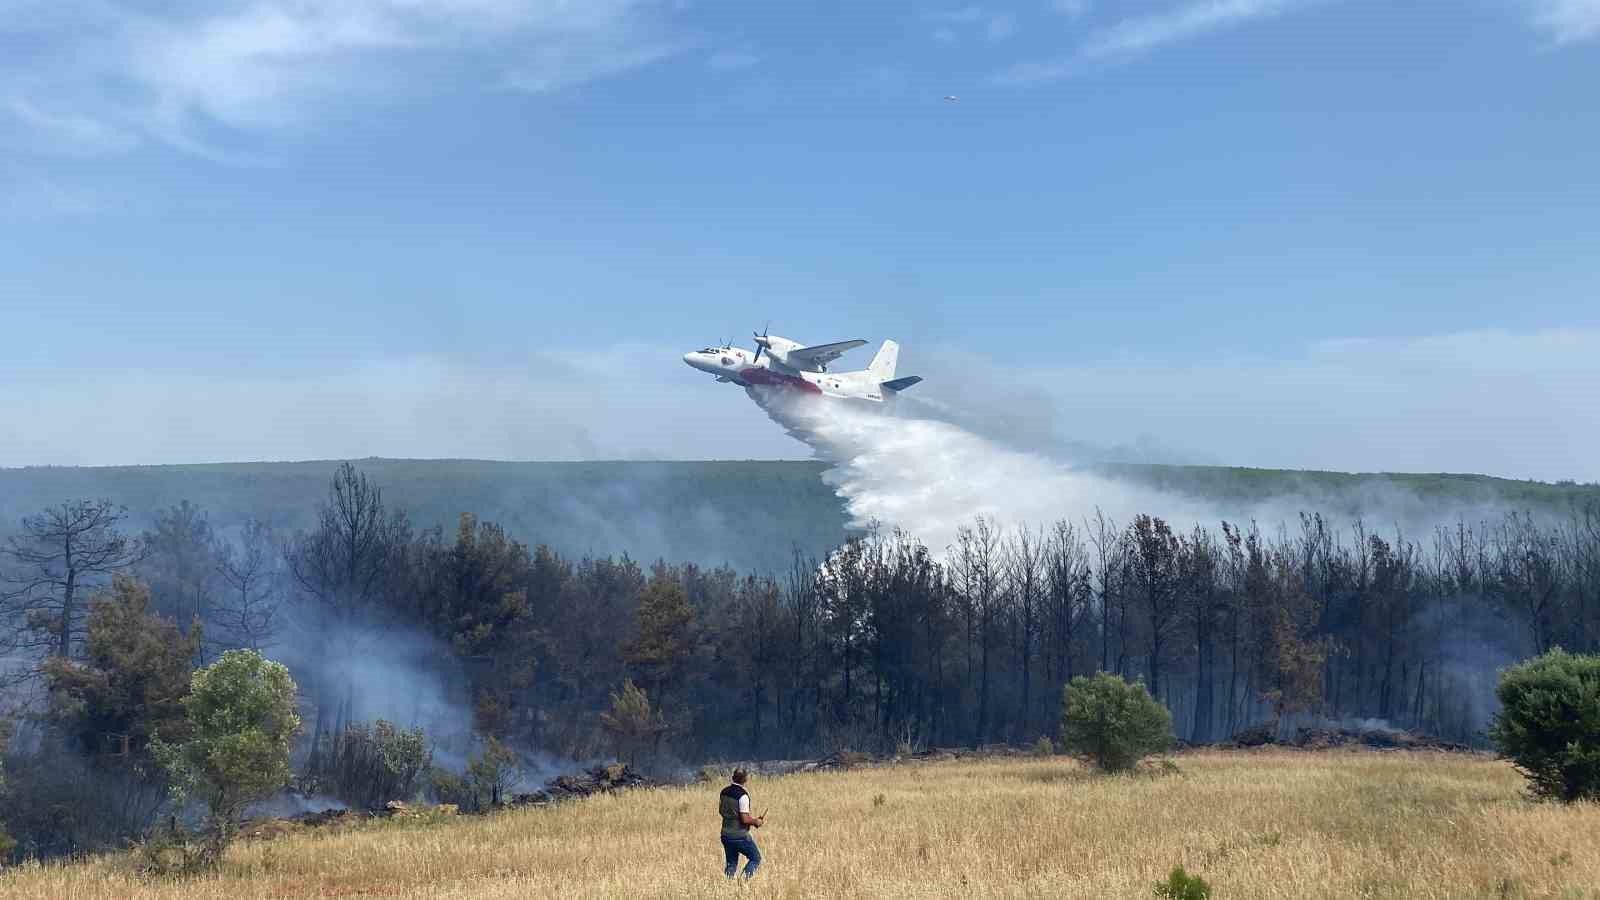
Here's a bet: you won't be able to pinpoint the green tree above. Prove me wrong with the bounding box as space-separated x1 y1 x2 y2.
44 575 199 765
138 501 222 659
439 514 541 738
600 679 671 766
623 575 694 702
153 649 301 861
466 737 521 809
1060 671 1174 773
1489 648 1600 802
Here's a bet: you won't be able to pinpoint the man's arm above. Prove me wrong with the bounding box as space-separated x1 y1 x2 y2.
737 794 764 828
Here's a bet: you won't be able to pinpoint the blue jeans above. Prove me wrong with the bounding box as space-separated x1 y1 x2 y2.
721 833 761 878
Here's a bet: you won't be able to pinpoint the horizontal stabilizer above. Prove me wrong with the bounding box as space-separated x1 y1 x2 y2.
881 376 923 393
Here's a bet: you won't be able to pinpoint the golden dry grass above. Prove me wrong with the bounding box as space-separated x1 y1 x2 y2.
3 751 1599 899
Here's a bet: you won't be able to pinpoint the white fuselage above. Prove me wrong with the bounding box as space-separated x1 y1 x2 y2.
681 344 885 402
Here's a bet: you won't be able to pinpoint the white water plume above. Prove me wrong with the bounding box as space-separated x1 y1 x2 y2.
750 388 1204 551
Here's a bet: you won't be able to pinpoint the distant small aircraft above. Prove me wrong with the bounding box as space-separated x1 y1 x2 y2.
943 95 960 102
683 329 922 404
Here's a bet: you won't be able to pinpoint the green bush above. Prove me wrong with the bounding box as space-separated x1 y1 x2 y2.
1033 735 1056 757
304 720 431 810
152 649 301 866
426 766 473 808
1060 672 1174 773
1153 865 1211 899
1488 648 1600 802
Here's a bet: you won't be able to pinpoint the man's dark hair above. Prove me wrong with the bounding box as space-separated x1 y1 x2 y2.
732 768 749 784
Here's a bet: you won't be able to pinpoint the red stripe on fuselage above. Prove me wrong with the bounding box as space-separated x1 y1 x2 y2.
740 367 822 394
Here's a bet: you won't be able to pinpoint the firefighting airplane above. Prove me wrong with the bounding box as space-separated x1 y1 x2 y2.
682 330 922 404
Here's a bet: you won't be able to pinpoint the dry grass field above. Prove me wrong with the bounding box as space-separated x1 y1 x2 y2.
3 750 1598 900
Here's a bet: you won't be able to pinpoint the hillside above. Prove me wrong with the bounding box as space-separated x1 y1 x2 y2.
2 752 1597 899
0 459 849 575
2 459 1595 573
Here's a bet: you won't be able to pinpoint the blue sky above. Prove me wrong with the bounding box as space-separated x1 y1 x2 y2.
2 1 1597 479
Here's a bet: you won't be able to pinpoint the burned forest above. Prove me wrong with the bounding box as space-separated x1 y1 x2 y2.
2 462 1599 862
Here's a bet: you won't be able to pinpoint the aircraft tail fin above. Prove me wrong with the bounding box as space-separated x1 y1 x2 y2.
867 340 899 381
881 376 923 393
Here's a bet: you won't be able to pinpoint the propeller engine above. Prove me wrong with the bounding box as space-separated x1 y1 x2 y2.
752 323 771 363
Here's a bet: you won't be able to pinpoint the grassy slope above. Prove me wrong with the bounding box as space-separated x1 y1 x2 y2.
2 460 1595 573
3 752 1598 899
1098 462 1600 513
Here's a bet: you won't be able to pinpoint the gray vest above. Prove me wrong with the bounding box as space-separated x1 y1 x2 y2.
719 783 749 837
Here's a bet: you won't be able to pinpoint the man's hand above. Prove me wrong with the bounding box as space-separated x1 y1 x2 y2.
756 815 766 828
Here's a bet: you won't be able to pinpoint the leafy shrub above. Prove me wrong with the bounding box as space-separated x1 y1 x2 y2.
0 749 169 863
468 737 521 808
1033 735 1056 757
130 828 214 878
1153 865 1211 900
426 766 472 808
1060 672 1174 773
305 720 430 810
429 738 523 811
152 649 301 866
1488 648 1600 802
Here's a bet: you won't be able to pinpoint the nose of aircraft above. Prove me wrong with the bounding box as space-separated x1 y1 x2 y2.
682 351 697 367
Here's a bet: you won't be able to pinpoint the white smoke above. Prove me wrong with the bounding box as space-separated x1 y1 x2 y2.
750 388 1208 550
746 385 1552 551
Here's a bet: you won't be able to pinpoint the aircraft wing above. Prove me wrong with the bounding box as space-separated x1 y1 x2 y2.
788 339 867 369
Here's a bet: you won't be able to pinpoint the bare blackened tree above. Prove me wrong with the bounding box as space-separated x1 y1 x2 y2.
1 499 142 662
1086 508 1127 677
953 517 1003 744
1130 514 1181 702
1005 524 1046 738
286 463 413 737
1493 513 1565 655
286 463 412 624
214 518 284 652
1180 525 1224 742
1043 520 1091 710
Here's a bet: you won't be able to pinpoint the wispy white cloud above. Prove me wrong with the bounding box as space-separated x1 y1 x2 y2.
923 6 1019 44
996 0 1314 84
4 98 141 157
0 1 687 159
1049 0 1092 17
1079 0 1304 59
1526 0 1600 43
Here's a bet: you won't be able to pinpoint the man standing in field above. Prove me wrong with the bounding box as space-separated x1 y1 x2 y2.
718 768 765 879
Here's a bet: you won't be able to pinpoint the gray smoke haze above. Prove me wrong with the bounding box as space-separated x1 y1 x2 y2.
753 387 1564 554
2 328 1597 482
